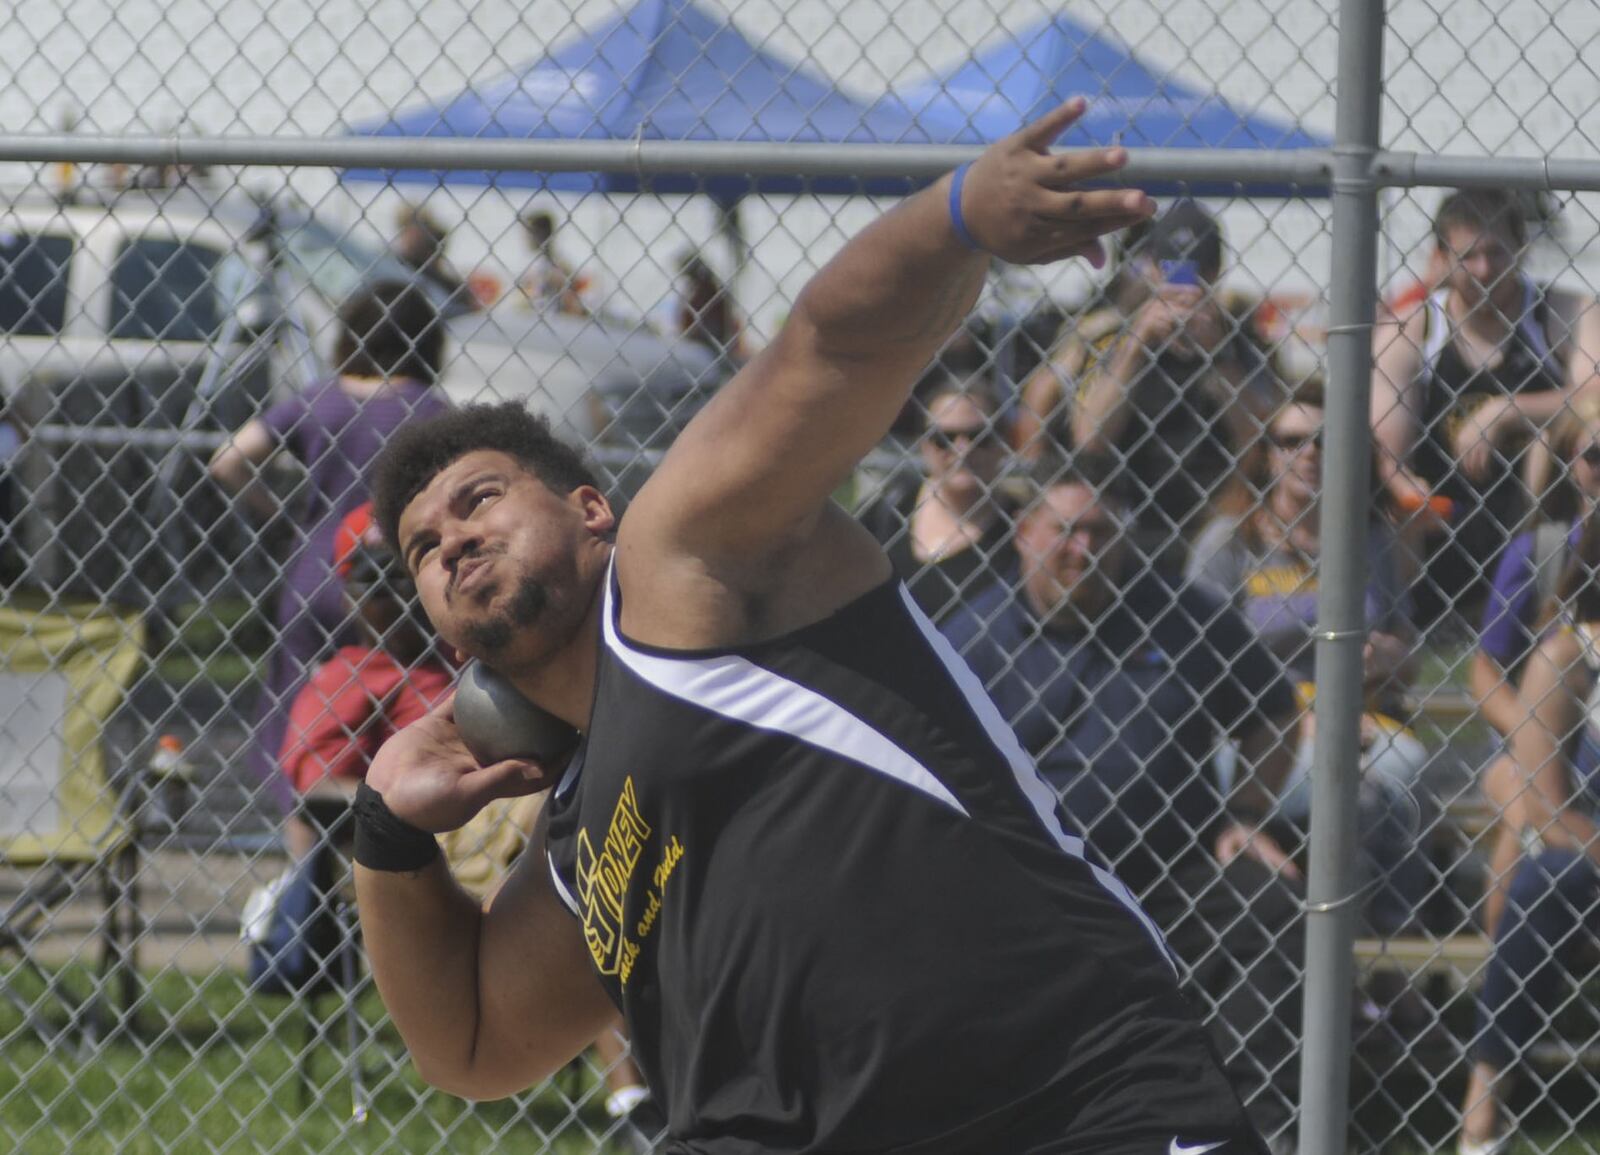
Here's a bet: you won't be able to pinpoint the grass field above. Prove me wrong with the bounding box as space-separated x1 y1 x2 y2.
0 963 630 1155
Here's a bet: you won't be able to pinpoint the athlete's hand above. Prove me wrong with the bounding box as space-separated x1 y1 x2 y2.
1213 821 1303 882
365 693 561 834
955 98 1156 267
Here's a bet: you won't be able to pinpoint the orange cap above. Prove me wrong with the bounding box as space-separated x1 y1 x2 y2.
332 502 381 578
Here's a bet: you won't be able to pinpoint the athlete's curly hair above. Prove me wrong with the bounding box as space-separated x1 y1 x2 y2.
371 401 599 557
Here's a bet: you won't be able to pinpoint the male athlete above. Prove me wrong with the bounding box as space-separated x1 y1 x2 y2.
356 101 1266 1153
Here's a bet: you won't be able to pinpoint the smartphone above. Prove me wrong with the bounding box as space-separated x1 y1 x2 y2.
1159 259 1200 286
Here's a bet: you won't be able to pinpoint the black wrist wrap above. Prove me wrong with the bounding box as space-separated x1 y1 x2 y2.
353 781 441 873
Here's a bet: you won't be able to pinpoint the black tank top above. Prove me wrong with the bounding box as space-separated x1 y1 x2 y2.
1414 277 1564 502
543 561 1245 1153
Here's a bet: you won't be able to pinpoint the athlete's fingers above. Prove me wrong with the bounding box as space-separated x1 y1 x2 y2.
1030 188 1153 226
1015 97 1088 152
458 757 553 805
1032 146 1135 192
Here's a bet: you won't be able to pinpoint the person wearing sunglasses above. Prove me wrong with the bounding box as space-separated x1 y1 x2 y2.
858 378 1016 623
1189 378 1429 938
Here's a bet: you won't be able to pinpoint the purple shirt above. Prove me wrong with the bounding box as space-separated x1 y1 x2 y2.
248 378 449 804
1187 518 1407 685
1479 522 1581 672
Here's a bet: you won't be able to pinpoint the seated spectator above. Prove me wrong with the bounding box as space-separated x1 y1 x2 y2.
1067 201 1262 573
1189 377 1428 934
1371 188 1600 628
1474 400 1600 932
940 457 1304 1145
278 503 453 860
518 210 589 316
858 379 1016 623
1456 520 1600 1155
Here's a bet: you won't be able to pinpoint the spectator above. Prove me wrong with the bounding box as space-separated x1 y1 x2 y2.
1456 519 1600 1155
940 458 1304 1144
210 280 451 816
674 251 744 361
1189 378 1429 935
858 379 1016 623
278 503 454 860
1474 400 1600 932
1069 201 1260 572
393 203 467 303
518 210 588 316
1371 188 1600 628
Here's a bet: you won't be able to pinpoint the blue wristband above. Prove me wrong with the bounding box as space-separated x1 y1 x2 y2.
948 161 980 251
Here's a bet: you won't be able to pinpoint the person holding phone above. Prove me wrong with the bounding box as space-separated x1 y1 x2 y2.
1073 200 1261 574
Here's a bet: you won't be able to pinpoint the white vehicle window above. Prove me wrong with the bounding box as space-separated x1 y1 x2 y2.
108 238 223 341
0 231 73 337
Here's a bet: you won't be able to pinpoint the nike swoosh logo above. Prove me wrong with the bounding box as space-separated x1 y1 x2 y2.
1170 1141 1228 1155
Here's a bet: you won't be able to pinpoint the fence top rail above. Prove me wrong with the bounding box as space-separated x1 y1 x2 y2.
0 133 1335 190
7 135 1600 192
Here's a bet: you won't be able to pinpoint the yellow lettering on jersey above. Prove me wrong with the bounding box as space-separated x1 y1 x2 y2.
575 777 653 977
653 835 684 890
636 891 662 939
572 779 688 987
1245 566 1314 598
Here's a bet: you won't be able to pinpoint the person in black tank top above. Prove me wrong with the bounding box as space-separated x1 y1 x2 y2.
352 103 1265 1155
1372 189 1600 627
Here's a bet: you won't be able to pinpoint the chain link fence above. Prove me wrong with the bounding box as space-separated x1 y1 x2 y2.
2 0 1600 1152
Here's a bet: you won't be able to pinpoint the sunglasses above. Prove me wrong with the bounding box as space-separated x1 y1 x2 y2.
929 426 999 453
1269 429 1323 452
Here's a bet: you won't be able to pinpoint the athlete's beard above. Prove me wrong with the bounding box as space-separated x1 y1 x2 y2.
463 569 549 655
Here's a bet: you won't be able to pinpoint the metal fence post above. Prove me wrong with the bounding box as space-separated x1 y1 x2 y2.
1299 0 1384 1150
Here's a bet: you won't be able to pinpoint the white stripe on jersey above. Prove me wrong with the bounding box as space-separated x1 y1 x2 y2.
896 585 1176 968
548 852 580 916
601 563 969 817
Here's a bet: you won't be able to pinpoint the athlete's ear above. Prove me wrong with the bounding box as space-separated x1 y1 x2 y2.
573 486 618 537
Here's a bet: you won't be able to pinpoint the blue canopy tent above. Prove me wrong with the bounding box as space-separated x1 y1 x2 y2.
342 0 953 201
880 12 1328 195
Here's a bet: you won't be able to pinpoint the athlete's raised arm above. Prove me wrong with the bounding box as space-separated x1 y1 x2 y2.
626 100 1153 572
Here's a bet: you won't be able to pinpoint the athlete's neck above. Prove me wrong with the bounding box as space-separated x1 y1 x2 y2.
506 545 611 732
